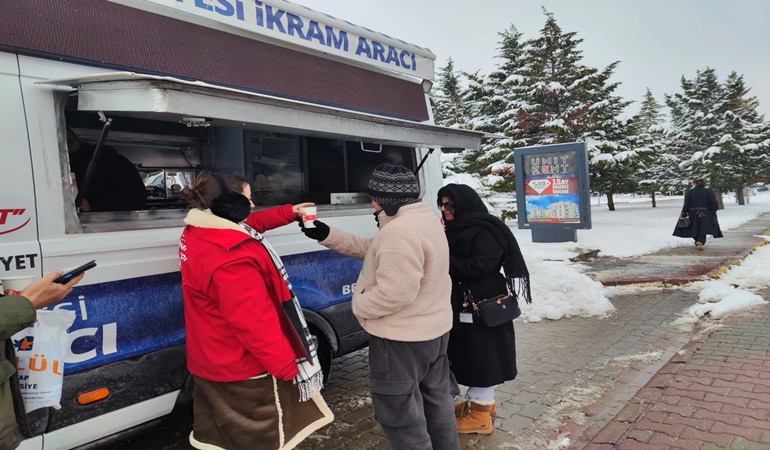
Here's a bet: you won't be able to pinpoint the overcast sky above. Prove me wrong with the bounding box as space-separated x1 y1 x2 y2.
295 0 769 119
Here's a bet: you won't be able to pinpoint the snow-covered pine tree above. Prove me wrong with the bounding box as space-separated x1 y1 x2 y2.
499 10 634 210
452 25 529 188
667 67 769 207
666 67 726 205
720 72 770 204
432 58 475 179
479 25 529 192
431 58 469 128
626 88 670 207
513 11 588 145
456 70 498 176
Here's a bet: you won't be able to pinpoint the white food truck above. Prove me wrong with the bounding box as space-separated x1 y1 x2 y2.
0 0 482 448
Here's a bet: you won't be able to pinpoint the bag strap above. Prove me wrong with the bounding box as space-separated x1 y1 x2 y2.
458 280 473 295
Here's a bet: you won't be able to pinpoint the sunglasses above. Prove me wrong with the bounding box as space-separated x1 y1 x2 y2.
437 201 454 210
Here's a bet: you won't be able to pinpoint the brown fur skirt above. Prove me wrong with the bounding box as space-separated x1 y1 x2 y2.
190 374 333 450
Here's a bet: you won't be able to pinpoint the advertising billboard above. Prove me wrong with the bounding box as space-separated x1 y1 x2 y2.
515 142 591 242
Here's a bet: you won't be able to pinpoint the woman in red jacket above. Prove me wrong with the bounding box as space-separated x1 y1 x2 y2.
179 172 333 450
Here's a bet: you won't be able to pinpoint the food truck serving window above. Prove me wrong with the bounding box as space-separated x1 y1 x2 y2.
60 97 418 232
46 73 483 232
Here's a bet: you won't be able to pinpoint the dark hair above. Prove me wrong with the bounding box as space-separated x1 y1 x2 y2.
182 172 249 210
210 191 251 223
692 178 706 187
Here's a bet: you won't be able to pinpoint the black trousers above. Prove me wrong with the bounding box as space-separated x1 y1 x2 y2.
368 332 459 450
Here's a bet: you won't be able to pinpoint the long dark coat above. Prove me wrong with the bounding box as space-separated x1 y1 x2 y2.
672 186 723 239
445 223 517 388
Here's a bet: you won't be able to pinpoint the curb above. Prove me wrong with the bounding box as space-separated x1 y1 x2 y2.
705 238 768 280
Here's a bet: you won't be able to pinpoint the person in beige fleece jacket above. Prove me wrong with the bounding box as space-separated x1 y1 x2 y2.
300 164 459 450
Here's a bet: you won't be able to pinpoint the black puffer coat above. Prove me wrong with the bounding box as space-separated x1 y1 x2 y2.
672 186 723 239
438 184 518 388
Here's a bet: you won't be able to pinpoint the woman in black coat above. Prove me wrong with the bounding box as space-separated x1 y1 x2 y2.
672 178 723 250
437 184 531 435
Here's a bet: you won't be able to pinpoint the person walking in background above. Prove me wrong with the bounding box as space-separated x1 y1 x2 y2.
1 270 84 450
300 164 460 450
179 172 332 450
673 177 723 250
436 183 531 435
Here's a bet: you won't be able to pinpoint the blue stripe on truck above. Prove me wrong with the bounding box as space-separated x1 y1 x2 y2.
61 250 362 374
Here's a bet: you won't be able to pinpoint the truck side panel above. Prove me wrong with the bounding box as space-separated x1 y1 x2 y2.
0 53 41 280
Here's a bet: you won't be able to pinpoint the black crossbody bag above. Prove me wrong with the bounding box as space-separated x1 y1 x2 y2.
461 283 521 327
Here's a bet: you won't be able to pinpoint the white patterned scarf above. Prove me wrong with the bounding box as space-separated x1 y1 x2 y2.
241 223 323 401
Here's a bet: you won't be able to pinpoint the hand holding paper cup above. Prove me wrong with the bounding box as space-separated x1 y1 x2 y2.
302 206 318 228
2 275 36 296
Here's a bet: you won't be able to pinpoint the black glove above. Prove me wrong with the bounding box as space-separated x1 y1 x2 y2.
299 220 330 241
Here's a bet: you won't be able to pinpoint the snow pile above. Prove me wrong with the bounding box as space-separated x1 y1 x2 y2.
678 239 770 323
521 258 614 322
685 281 766 319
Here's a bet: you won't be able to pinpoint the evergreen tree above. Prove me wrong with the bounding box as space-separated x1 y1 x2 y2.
626 88 670 207
454 25 528 187
431 58 469 128
666 68 725 198
667 68 770 207
480 25 529 192
456 70 499 176
720 72 769 204
485 10 635 210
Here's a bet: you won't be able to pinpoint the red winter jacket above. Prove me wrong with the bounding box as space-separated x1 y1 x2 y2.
179 205 300 382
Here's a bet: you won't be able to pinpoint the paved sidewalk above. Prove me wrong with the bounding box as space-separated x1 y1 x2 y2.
584 300 770 450
302 290 701 450
582 212 770 286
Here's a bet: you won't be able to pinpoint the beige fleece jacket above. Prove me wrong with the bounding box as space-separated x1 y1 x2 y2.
320 202 452 342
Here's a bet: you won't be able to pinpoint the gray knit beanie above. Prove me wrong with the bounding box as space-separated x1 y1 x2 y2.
367 164 420 208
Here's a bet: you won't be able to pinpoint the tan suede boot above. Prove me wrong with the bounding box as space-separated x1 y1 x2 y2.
455 400 497 417
456 401 495 435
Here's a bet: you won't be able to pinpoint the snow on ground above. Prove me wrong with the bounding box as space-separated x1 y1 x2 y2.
442 173 770 323
672 236 770 328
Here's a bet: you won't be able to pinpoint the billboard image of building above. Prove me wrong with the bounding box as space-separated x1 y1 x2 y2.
526 194 580 223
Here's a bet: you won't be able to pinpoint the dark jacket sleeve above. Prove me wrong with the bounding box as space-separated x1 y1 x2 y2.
449 228 505 280
708 189 718 212
0 296 36 340
681 190 691 214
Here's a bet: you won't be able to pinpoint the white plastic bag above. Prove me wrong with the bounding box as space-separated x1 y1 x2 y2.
12 309 76 412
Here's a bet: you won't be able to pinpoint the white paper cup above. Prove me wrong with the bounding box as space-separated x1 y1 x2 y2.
302 206 318 228
1 275 36 296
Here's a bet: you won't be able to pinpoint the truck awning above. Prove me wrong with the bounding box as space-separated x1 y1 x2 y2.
39 72 483 150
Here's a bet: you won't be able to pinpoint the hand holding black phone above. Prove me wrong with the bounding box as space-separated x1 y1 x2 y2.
54 260 97 284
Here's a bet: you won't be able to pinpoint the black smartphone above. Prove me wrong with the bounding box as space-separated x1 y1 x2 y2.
54 260 97 284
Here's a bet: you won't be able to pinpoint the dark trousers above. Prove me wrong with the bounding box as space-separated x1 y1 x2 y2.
694 235 707 245
368 333 459 450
